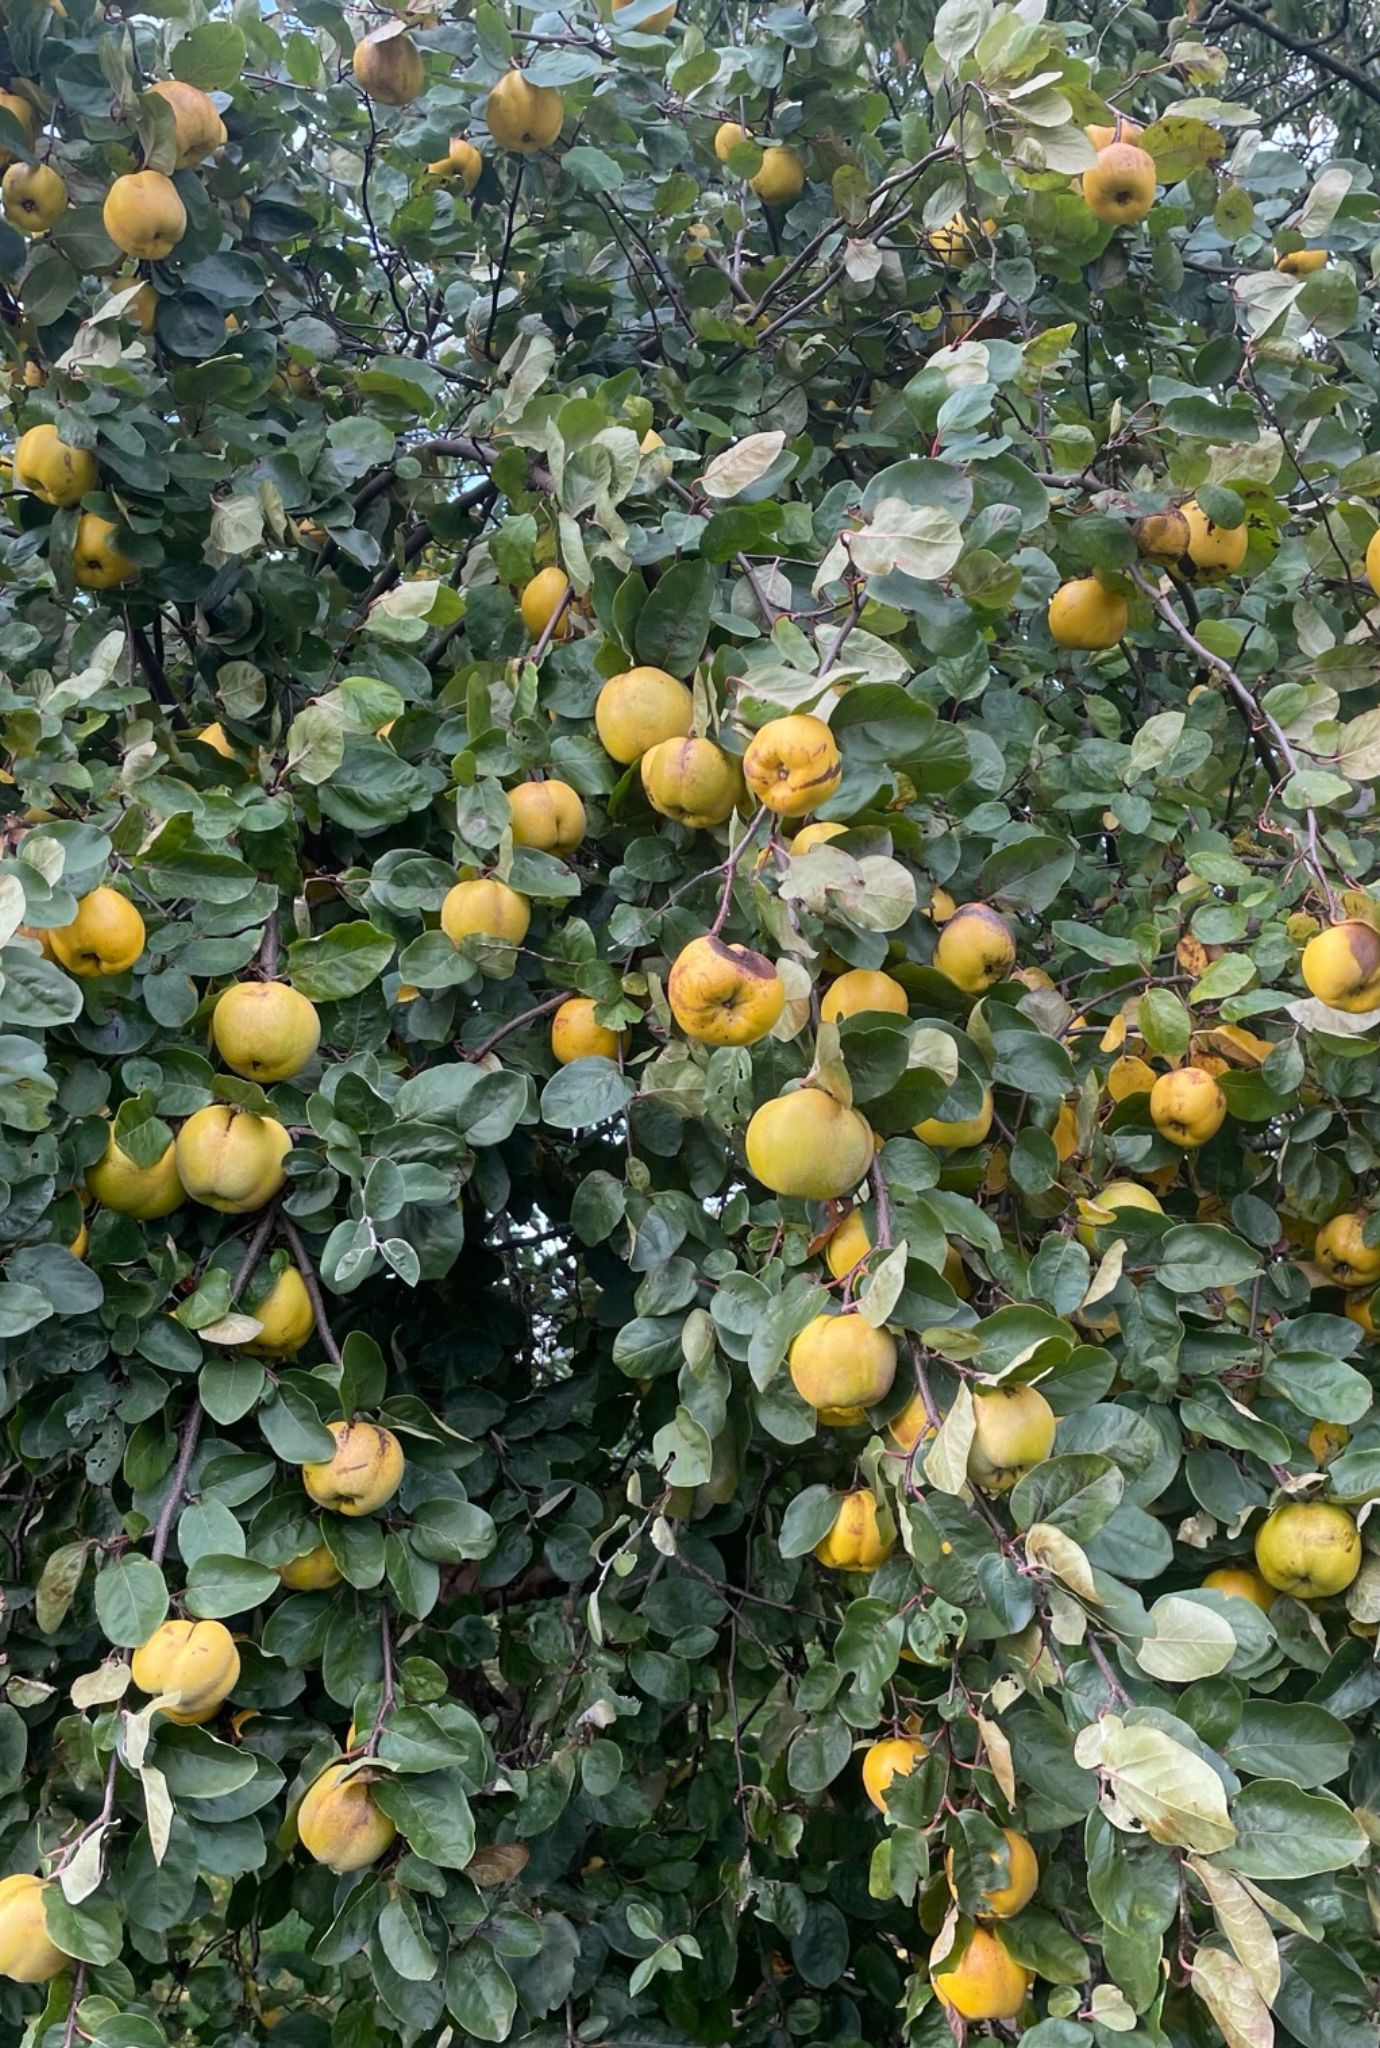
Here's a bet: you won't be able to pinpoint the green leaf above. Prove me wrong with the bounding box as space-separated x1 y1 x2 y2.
1218 1780 1368 1879
94 1556 169 1648
1222 1704 1350 1790
287 921 396 1000
445 1940 517 2042
171 21 247 89
633 557 715 675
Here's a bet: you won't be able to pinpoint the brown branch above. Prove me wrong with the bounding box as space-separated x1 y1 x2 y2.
464 990 566 1061
279 1215 343 1366
1212 0 1380 109
150 1404 204 1569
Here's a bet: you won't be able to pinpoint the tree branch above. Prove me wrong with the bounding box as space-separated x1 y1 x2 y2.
279 1215 343 1366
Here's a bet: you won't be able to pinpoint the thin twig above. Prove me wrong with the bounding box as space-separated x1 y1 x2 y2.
279 1215 343 1366
465 990 566 1061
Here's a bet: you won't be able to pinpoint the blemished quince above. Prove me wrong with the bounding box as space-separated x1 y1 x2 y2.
742 713 842 817
352 29 425 105
1133 507 1190 563
614 0 676 29
148 79 226 166
1201 1566 1273 1611
1076 1180 1162 1247
1181 499 1248 575
1082 141 1157 225
1 161 65 235
440 877 531 951
1309 1419 1349 1465
428 137 482 189
967 1384 1056 1492
132 1618 240 1724
932 1927 1031 2020
1254 1501 1361 1598
1313 1210 1380 1288
750 144 804 205
813 1487 891 1570
297 1761 397 1871
933 902 1016 994
668 935 785 1046
49 886 145 976
861 1735 927 1813
595 667 693 763
103 170 187 260
507 779 586 855
551 996 625 1064
641 736 743 828
486 70 564 152
1301 920 1380 1011
212 981 321 1083
927 212 995 263
277 1541 342 1591
946 1829 1039 1919
788 1312 897 1422
913 1086 993 1151
520 565 574 641
1149 1066 1226 1148
241 1262 315 1358
745 1087 874 1199
820 968 908 1023
1047 576 1127 649
0 90 39 167
0 1874 67 1983
303 1419 405 1516
87 1131 184 1218
175 1104 290 1214
74 513 136 588
1275 247 1327 275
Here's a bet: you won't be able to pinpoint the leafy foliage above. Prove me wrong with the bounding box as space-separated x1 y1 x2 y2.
0 4 1376 2048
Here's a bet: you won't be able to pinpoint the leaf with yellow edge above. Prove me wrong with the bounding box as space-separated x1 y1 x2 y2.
1025 1521 1099 1603
1186 1857 1281 2004
1075 1716 1237 1852
1191 1948 1274 2048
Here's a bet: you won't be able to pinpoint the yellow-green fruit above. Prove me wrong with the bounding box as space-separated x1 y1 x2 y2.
551 996 624 1064
1086 119 1143 151
148 79 227 167
791 820 847 854
1314 1210 1380 1289
103 170 187 261
789 1312 897 1422
714 120 749 162
520 565 573 641
594 667 693 763
1366 529 1380 597
297 1761 397 1871
825 1208 870 1280
641 736 743 828
0 91 39 168
750 145 805 205
277 1542 342 1591
242 1263 315 1358
303 1419 405 1516
1301 921 1380 1012
507 779 586 855
440 878 531 949
1047 576 1128 649
813 1487 892 1570
668 935 784 1046
1254 1501 1362 1598
352 29 425 106
1081 142 1157 226
68 1218 89 1259
888 1391 937 1454
1309 1420 1349 1465
1345 1291 1379 1339
1275 247 1327 275
968 1384 1056 1492
212 981 321 1083
820 968 908 1023
932 1927 1031 2021
742 713 842 817
14 422 97 507
131 1618 240 1724
1201 1566 1273 1611
861 1735 927 1813
73 513 136 588
428 137 482 189
1181 499 1248 575
195 720 235 758
1075 1180 1162 1247
745 1088 875 1199
87 1132 184 1219
946 1829 1039 1919
49 887 145 976
485 70 564 152
1149 1066 1227 1148
933 902 1016 994
913 1086 994 1151
1133 508 1190 563
175 1104 291 1214
2 161 66 235
0 1874 67 1983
